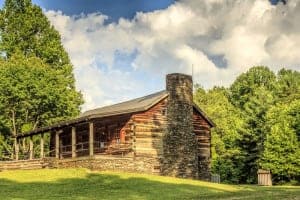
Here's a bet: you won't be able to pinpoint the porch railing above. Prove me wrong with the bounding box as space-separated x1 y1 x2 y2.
1 141 133 161
59 141 132 158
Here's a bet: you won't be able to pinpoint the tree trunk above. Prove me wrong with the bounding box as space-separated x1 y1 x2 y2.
11 110 17 159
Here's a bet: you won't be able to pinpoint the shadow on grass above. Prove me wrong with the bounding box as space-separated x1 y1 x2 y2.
0 172 299 200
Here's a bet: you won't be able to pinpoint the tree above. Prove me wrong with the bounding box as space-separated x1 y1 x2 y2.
0 0 81 108
0 118 11 159
0 0 83 158
0 0 70 69
229 66 276 183
0 52 82 157
194 66 299 184
230 66 276 109
276 69 300 104
260 101 300 183
259 68 300 184
194 86 244 183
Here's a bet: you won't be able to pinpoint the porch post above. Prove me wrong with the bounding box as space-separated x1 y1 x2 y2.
29 136 33 160
15 138 19 161
55 131 60 159
72 126 76 158
40 133 44 159
89 122 94 157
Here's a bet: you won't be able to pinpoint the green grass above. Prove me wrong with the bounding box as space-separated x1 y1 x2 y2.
0 169 299 200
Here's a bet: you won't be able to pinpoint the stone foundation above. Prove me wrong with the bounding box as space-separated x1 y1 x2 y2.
54 155 161 174
0 156 160 174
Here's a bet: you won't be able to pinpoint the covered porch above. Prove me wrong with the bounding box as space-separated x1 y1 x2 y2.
14 114 136 161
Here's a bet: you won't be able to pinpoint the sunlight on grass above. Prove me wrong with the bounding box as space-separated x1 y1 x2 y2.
0 169 299 200
99 171 241 192
0 168 88 183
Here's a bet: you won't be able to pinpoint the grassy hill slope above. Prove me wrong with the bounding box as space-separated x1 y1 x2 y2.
0 169 299 200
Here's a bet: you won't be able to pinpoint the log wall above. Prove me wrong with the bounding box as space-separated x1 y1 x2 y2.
193 108 211 180
132 98 167 157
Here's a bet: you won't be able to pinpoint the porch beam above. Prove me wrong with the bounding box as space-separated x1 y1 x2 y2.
29 136 33 160
89 122 94 157
72 126 76 158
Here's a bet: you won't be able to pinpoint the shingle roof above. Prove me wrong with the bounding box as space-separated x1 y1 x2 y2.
80 90 168 118
16 90 214 138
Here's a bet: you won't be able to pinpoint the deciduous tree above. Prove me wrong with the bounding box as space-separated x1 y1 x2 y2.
0 0 83 157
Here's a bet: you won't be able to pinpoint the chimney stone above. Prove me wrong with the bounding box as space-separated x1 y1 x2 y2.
162 73 198 178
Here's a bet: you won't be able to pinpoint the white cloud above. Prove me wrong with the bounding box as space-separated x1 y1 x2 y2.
45 0 300 111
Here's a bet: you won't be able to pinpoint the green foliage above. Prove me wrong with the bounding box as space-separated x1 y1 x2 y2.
0 117 12 156
194 86 244 183
0 52 82 132
230 66 276 109
0 0 83 156
229 67 277 183
194 66 300 184
260 101 300 183
276 69 300 103
0 0 70 69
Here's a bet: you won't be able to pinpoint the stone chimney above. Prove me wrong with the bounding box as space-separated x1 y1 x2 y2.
162 73 198 178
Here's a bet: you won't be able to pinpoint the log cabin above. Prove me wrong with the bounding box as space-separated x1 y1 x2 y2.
14 73 214 180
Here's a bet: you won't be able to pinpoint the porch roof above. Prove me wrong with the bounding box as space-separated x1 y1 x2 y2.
16 90 214 138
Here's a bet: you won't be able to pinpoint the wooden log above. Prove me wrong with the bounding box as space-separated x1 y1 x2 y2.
55 131 60 159
89 122 94 156
135 132 164 138
135 142 162 149
135 147 162 155
135 127 166 133
72 127 76 158
29 136 33 160
40 133 44 159
15 138 19 161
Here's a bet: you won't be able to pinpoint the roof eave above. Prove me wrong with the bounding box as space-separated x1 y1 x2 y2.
192 103 216 127
16 93 214 138
16 94 170 138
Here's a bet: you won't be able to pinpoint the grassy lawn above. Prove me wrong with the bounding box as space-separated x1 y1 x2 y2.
0 169 299 200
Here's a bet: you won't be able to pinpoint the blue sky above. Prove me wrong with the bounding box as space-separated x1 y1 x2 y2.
0 0 175 21
0 0 298 111
35 0 175 21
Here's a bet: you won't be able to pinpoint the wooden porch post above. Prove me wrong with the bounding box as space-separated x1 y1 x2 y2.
40 133 44 159
72 127 76 158
29 136 33 160
15 138 19 161
55 131 60 159
89 122 94 157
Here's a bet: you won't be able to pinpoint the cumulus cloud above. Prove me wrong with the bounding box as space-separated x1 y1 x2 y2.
45 0 300 111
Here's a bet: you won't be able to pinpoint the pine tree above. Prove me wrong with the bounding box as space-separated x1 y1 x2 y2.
261 101 300 183
229 66 276 183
